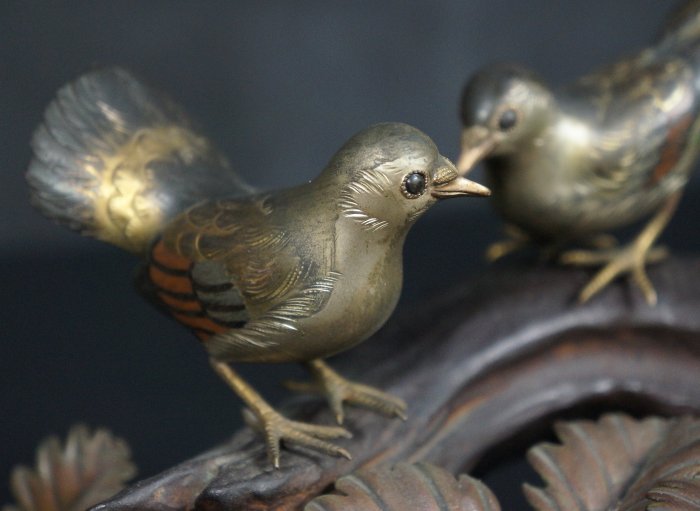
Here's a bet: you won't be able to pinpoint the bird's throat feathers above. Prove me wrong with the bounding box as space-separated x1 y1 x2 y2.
338 167 393 233
335 156 432 237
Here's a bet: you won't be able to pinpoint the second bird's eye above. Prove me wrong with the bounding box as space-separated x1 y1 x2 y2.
402 172 426 198
498 108 519 131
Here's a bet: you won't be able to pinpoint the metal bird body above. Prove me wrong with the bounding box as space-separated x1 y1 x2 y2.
152 168 411 364
458 1 700 303
27 68 489 467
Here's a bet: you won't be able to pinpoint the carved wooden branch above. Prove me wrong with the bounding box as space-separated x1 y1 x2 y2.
92 257 700 511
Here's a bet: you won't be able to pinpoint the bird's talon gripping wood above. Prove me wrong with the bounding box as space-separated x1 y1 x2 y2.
484 224 531 262
560 191 680 304
300 359 408 425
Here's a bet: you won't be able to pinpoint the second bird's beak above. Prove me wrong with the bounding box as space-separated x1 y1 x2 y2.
456 126 499 175
431 161 491 199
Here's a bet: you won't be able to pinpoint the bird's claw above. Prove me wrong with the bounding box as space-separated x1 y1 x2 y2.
290 362 407 425
242 408 352 468
486 239 525 262
485 224 531 262
323 378 408 424
586 233 619 250
560 243 669 305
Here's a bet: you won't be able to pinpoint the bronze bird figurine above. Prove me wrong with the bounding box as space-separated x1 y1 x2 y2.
456 1 700 304
27 68 490 467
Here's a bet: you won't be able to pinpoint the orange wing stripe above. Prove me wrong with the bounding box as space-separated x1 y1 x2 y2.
149 239 235 341
650 114 693 185
152 239 192 271
157 292 202 312
149 266 194 294
194 329 214 341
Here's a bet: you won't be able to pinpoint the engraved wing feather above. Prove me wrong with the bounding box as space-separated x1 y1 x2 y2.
27 67 253 254
574 56 699 195
158 196 338 361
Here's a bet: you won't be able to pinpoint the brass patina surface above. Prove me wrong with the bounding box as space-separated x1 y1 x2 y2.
457 1 700 304
27 68 489 467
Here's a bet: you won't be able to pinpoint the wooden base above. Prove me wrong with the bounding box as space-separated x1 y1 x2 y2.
91 257 700 511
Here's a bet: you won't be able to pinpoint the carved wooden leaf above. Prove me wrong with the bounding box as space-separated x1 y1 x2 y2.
3 425 137 511
523 413 700 511
618 415 700 511
305 462 501 511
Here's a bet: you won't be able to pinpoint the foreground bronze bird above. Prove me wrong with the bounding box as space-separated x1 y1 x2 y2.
27 68 490 467
456 1 700 304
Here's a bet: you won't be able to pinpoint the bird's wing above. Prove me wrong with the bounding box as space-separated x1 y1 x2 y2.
151 196 339 359
576 56 700 194
144 235 249 341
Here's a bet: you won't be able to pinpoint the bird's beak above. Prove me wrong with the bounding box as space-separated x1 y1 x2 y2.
456 126 499 175
431 160 491 199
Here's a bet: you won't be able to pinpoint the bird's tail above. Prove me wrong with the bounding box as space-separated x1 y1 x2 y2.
658 0 700 52
27 67 253 255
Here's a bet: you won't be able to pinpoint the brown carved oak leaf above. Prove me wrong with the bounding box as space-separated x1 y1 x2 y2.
523 413 700 511
305 462 500 511
618 416 700 511
3 425 137 511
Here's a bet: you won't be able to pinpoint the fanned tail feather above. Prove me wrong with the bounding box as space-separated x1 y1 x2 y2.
659 0 700 51
27 67 253 254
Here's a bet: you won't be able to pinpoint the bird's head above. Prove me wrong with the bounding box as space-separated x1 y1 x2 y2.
457 63 554 174
320 123 490 234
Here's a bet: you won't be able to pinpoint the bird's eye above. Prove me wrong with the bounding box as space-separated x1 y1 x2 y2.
401 171 427 198
498 108 519 131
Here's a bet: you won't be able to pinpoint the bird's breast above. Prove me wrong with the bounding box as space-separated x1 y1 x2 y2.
290 226 405 360
485 148 586 240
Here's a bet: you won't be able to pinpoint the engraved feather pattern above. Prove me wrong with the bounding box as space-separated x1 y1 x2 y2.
339 169 392 232
574 57 699 197
3 425 136 511
207 270 341 356
172 196 298 308
159 195 340 360
339 149 430 232
27 68 251 254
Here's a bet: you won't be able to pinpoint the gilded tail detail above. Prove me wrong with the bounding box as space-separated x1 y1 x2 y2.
27 68 252 254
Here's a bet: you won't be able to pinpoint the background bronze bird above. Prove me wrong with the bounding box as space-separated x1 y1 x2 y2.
457 0 700 304
27 68 490 467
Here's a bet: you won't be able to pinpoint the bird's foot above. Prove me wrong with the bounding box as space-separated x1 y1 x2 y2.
560 242 669 305
286 360 407 425
485 224 530 262
486 224 565 262
584 233 619 250
209 358 350 468
242 407 352 468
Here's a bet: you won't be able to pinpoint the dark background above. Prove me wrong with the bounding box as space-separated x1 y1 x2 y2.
2 1 698 508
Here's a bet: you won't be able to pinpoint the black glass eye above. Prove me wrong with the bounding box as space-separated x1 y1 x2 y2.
498 108 518 131
402 172 426 198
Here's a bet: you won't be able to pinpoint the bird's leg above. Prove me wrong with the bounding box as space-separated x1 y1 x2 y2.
583 233 619 250
209 358 351 468
486 224 564 262
485 224 531 262
559 191 681 305
285 359 407 425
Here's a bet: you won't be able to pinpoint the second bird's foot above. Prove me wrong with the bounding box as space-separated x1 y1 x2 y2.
486 224 571 263
242 408 352 468
287 361 407 425
559 243 669 305
485 224 531 262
